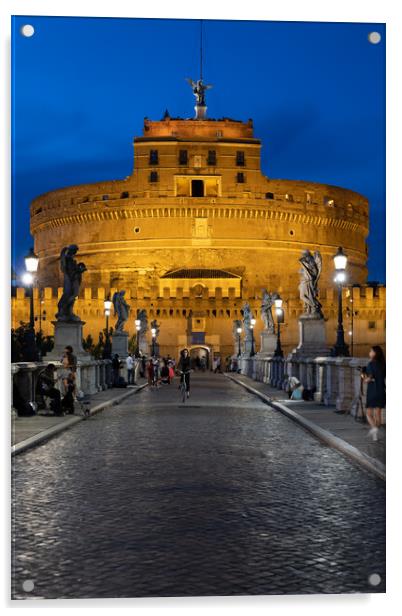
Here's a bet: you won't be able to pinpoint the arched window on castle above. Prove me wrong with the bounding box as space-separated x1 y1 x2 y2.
265 192 274 200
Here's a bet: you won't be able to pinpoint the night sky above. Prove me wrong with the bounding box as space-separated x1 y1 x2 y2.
12 16 385 282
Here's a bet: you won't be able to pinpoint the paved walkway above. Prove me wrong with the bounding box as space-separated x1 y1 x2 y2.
12 372 385 599
12 382 147 453
229 373 385 469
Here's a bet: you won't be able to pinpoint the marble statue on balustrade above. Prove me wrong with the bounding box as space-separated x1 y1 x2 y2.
112 290 130 332
138 309 148 335
258 290 278 356
242 302 254 355
51 244 89 359
56 244 87 322
137 309 149 355
293 249 329 358
232 319 242 356
111 290 130 358
232 319 242 340
242 303 253 340
260 289 277 334
298 249 323 319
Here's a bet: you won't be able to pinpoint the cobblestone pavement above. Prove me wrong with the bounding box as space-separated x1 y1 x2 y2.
12 373 385 599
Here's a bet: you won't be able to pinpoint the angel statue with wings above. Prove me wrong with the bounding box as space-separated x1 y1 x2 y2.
242 302 254 341
232 319 242 341
112 290 130 332
260 289 277 334
186 78 213 107
137 309 148 337
56 244 87 322
298 249 324 318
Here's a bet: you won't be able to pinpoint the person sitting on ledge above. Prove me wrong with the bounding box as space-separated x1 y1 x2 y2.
36 363 62 415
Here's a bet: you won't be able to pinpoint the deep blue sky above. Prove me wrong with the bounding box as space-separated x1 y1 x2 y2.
12 16 385 281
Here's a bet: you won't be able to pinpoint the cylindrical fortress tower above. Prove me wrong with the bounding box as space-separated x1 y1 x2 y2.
31 114 369 298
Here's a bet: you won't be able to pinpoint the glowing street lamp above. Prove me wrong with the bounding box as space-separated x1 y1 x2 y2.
274 295 284 358
151 327 157 357
250 317 256 357
236 326 242 357
103 296 112 359
22 248 39 361
331 247 350 357
135 318 141 357
24 248 39 329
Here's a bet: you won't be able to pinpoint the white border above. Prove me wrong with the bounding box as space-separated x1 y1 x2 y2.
1 1 401 614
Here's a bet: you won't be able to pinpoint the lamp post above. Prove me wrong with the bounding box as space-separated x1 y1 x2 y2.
236 326 242 357
250 317 256 357
103 296 112 359
135 319 141 357
331 246 350 357
151 327 156 357
22 248 39 361
34 293 47 360
274 295 284 357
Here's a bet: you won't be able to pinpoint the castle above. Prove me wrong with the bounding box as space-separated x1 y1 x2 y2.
12 93 385 361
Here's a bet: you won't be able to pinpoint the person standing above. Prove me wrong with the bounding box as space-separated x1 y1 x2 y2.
178 348 191 398
140 355 146 379
60 346 77 396
362 345 386 441
213 356 221 374
112 354 121 387
126 353 134 385
147 359 154 387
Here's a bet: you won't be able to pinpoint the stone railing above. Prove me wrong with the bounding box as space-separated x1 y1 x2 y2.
12 359 113 408
238 354 386 424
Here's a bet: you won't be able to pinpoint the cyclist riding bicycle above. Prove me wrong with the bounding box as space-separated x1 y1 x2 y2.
178 348 191 398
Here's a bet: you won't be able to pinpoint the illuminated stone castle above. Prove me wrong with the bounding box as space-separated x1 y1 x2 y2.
12 97 385 359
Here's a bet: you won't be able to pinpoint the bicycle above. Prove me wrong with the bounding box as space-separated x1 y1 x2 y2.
178 370 191 403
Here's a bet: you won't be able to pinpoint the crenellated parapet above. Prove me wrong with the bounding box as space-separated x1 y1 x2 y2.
11 283 385 358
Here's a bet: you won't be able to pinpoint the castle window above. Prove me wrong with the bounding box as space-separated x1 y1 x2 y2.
324 196 335 207
207 150 217 165
102 194 109 201
121 191 129 198
149 149 159 165
149 171 158 183
236 151 245 166
265 192 274 200
237 172 245 183
179 149 188 165
285 193 294 202
191 179 204 197
368 321 376 330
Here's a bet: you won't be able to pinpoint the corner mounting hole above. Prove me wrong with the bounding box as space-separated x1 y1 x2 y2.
368 573 381 586
368 32 381 44
21 24 35 38
22 579 35 592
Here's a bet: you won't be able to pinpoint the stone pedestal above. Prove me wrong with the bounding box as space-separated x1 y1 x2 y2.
112 331 129 359
139 338 149 357
258 331 277 356
291 316 329 358
49 320 90 361
243 336 253 356
195 104 207 119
